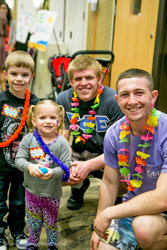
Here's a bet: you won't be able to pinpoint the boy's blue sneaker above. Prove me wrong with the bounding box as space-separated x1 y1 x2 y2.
25 245 38 250
0 234 9 250
10 233 28 250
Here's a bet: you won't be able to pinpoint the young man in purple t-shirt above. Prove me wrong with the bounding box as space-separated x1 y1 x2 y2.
91 68 167 250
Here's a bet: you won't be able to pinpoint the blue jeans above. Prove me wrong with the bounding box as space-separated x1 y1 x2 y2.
0 168 25 234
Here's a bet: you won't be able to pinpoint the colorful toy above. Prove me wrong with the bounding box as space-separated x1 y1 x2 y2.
40 167 48 174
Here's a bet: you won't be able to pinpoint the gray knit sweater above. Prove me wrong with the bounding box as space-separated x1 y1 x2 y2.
15 133 70 198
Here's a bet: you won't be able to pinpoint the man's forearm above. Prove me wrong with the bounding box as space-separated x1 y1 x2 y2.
105 188 167 223
86 154 105 173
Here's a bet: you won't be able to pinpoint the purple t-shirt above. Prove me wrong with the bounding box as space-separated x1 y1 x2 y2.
104 111 167 201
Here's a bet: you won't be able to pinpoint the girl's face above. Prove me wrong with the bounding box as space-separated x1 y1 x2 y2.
0 4 8 15
32 104 61 138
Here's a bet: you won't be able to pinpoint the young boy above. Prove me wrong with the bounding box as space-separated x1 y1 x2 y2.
0 51 39 250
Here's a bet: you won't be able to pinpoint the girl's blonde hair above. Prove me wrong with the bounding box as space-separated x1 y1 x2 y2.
27 100 65 134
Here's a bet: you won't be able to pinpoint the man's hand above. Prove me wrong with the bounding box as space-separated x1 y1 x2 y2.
71 160 90 180
63 161 90 185
90 231 101 250
93 208 111 240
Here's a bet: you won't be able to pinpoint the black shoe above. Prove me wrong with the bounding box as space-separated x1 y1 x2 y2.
48 246 58 250
0 234 9 250
25 245 38 250
67 178 90 210
10 233 28 250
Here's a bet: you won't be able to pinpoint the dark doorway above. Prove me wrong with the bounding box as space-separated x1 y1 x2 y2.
152 0 167 113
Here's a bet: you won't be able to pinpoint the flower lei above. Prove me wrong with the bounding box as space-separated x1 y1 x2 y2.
69 85 103 144
0 88 30 148
33 128 70 182
118 108 160 191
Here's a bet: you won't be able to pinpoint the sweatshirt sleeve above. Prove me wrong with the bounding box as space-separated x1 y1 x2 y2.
15 134 32 172
52 136 71 178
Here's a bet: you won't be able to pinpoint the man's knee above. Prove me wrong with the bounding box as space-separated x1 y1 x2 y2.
98 241 116 249
132 216 155 249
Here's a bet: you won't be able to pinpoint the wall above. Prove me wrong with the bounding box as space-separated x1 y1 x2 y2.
31 43 67 99
86 0 115 56
15 0 67 99
49 0 65 43
64 0 87 55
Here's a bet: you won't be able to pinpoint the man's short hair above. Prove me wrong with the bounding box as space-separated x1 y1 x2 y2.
116 68 154 92
68 54 102 80
5 50 35 74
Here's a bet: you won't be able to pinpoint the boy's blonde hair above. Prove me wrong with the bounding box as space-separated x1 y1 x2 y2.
27 100 65 134
68 54 102 81
5 50 35 74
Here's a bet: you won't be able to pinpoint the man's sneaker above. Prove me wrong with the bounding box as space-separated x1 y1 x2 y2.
0 234 9 250
10 233 28 250
25 245 38 250
67 178 90 210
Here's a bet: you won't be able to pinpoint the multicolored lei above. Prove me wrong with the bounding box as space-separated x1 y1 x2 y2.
0 88 30 148
118 108 160 191
69 85 103 144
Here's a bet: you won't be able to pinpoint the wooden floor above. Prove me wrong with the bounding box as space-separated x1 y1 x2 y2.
5 178 101 250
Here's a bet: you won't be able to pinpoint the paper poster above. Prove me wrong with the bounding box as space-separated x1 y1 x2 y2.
28 10 57 51
16 10 33 43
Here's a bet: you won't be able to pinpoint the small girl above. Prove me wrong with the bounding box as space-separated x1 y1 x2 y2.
15 100 70 250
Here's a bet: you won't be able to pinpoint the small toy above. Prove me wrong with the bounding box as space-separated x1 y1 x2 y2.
40 167 48 174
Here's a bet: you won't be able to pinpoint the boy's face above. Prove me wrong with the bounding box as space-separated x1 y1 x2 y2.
5 66 34 97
